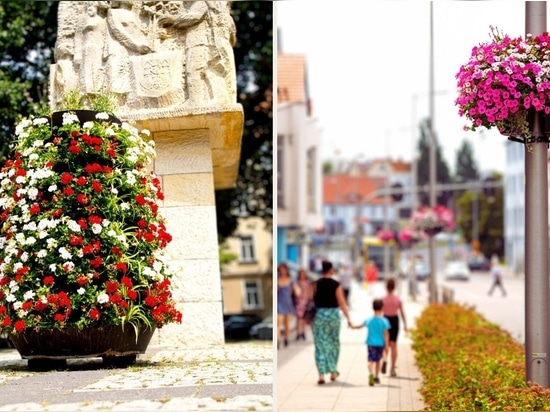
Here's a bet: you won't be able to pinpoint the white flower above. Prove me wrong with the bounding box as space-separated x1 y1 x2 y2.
77 287 86 295
58 247 72 260
95 112 109 120
67 220 81 232
92 223 102 234
62 112 79 125
32 117 49 126
97 293 109 304
23 290 35 300
82 121 94 129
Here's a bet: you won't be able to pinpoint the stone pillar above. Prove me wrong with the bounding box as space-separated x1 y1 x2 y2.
50 1 244 346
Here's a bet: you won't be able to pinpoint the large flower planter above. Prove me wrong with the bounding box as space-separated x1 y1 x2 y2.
10 325 155 370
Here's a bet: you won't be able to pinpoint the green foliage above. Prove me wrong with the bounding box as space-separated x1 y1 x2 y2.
455 173 504 258
0 1 58 163
56 88 118 116
412 303 550 410
215 1 273 241
416 118 452 206
219 243 238 271
455 140 480 183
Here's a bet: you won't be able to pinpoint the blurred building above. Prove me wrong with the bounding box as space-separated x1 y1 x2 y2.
277 48 323 274
221 216 272 319
504 141 525 275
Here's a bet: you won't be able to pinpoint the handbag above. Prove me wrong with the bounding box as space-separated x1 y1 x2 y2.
303 281 317 325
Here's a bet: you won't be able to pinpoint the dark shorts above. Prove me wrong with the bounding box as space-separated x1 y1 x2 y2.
386 315 399 342
367 346 385 362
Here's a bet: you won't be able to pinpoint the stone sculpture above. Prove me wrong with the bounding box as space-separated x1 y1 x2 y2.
50 1 238 117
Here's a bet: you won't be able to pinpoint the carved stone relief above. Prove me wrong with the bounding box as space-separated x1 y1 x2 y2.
50 1 238 117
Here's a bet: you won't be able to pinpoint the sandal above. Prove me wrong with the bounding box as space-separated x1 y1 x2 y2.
330 372 340 381
317 379 325 385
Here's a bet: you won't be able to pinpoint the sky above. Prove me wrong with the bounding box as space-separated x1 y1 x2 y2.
276 1 532 173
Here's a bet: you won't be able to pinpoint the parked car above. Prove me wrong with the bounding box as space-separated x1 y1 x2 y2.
397 258 430 281
444 261 471 281
467 255 491 271
249 315 273 340
223 315 262 340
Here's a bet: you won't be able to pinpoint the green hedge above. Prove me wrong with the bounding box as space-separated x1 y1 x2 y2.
411 303 550 410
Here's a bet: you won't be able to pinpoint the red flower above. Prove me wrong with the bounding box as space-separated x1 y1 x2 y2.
135 194 146 205
69 234 83 246
53 313 65 322
76 194 88 205
127 290 138 300
88 215 102 225
76 276 89 286
144 295 158 307
1 316 11 327
76 176 87 186
89 308 101 320
63 187 74 196
14 319 26 332
34 300 47 311
43 276 54 286
121 277 133 288
106 280 119 294
116 262 128 273
61 172 73 185
91 180 102 193
29 204 40 215
68 144 81 154
89 256 102 268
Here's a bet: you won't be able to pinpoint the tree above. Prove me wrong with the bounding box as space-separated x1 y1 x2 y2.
455 172 504 258
0 1 58 163
415 117 452 206
455 140 480 183
215 1 273 240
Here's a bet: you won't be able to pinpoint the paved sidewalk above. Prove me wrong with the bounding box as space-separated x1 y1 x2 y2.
277 279 427 412
0 333 273 411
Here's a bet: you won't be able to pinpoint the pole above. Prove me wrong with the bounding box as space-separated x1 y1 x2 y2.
428 2 438 304
525 1 549 388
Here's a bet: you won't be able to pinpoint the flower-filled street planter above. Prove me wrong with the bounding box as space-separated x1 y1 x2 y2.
0 109 182 369
456 26 550 143
412 205 454 237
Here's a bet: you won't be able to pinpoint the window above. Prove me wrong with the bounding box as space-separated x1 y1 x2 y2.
277 134 285 208
306 147 317 213
239 235 256 263
243 280 262 309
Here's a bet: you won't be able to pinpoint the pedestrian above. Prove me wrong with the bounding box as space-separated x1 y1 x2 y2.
277 262 294 348
364 260 378 291
339 262 353 305
382 277 408 377
351 299 391 386
311 260 352 385
488 254 506 297
293 268 312 341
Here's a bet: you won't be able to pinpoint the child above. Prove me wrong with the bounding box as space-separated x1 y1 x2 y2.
351 299 391 386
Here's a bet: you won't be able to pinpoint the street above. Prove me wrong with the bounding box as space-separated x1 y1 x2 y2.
417 270 525 343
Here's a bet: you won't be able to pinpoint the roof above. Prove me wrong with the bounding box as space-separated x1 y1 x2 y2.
323 174 392 205
278 54 308 104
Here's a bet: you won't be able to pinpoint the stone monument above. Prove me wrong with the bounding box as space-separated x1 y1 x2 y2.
50 1 244 345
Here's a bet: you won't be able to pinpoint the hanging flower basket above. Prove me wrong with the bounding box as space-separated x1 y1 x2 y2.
398 227 425 245
376 229 395 242
455 26 550 143
412 205 454 237
0 106 182 367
